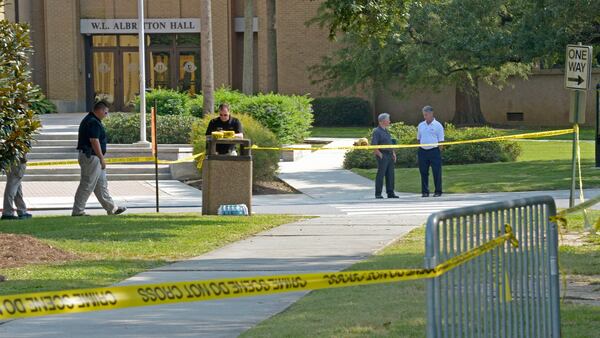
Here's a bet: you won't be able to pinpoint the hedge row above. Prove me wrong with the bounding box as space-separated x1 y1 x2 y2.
343 123 521 169
134 88 312 144
104 113 198 144
312 97 372 127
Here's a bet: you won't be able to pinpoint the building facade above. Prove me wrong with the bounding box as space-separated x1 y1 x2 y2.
1 0 599 126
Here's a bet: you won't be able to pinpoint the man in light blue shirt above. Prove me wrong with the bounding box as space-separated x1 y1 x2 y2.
417 106 444 197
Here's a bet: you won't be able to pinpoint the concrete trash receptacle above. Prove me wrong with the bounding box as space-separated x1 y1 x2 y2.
202 138 252 215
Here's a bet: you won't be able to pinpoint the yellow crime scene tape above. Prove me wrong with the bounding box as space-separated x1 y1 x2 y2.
27 153 205 168
0 225 518 320
550 193 600 230
250 128 575 151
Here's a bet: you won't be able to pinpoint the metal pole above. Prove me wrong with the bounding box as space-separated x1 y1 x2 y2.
569 90 580 208
596 82 600 168
153 100 159 213
137 0 149 144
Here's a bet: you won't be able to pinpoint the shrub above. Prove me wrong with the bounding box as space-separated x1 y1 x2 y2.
237 93 313 144
0 19 41 171
30 90 57 114
134 88 190 116
104 113 199 144
312 97 372 127
443 124 521 165
343 123 521 169
187 87 247 118
343 122 418 169
190 114 280 181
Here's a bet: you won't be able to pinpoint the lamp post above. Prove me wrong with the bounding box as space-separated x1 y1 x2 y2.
137 0 149 145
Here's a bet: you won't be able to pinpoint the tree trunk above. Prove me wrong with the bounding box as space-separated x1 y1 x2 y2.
200 0 215 115
453 78 486 125
370 86 378 126
242 0 254 95
266 0 277 92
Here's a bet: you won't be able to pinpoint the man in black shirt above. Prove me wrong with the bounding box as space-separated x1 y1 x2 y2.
72 101 126 216
205 103 244 154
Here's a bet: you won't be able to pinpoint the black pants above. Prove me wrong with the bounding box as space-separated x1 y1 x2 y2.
375 153 395 197
418 147 442 194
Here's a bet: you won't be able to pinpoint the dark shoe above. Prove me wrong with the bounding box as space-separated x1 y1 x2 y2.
422 193 429 198
1 214 19 220
72 212 91 217
433 193 442 197
113 206 127 215
375 195 384 199
18 213 32 219
388 194 399 199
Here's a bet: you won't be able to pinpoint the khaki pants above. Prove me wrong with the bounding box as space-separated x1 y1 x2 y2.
72 153 117 215
2 162 27 217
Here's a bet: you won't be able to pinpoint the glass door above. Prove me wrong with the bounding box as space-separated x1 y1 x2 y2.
121 51 139 111
92 51 116 110
149 51 171 89
178 51 201 94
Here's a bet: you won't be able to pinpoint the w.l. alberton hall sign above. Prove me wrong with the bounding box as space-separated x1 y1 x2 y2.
81 18 201 34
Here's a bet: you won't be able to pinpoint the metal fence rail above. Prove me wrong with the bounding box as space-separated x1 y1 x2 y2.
425 196 560 338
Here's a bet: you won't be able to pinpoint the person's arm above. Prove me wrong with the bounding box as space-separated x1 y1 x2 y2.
438 124 445 150
234 119 243 138
371 131 382 158
90 138 106 169
205 120 214 136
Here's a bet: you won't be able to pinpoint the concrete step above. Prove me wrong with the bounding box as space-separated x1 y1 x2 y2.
34 133 78 141
29 146 78 153
0 172 173 182
26 152 79 160
22 164 171 175
33 140 77 147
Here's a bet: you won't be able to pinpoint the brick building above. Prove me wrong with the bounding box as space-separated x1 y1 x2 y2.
1 0 599 126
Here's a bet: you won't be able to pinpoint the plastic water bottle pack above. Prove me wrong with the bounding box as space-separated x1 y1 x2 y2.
217 204 249 216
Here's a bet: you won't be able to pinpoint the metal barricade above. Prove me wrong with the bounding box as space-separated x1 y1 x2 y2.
425 196 560 338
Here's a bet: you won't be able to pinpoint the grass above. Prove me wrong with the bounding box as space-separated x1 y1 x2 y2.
352 140 600 193
499 127 595 141
0 213 302 295
243 212 600 338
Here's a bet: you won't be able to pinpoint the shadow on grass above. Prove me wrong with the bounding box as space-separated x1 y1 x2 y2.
0 213 275 243
0 259 165 295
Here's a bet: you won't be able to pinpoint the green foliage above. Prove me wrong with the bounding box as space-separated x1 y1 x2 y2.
311 97 372 126
443 124 522 165
30 90 57 114
104 113 199 144
187 87 247 118
237 93 313 144
190 114 280 181
343 123 521 169
134 88 190 116
0 19 41 171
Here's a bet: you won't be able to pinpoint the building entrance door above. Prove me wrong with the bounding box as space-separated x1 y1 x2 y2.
92 50 139 112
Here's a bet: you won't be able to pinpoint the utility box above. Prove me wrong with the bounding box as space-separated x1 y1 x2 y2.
202 138 252 215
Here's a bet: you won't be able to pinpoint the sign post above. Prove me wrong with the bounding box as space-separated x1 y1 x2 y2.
596 82 600 168
565 44 593 208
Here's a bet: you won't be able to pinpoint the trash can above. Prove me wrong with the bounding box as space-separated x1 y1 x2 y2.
202 138 252 215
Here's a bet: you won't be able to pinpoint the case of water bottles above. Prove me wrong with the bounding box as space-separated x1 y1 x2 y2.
217 204 249 216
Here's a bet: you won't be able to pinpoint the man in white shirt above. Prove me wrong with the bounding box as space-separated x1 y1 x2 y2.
417 106 444 197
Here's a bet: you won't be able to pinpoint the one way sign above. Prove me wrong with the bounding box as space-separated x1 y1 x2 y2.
565 44 593 90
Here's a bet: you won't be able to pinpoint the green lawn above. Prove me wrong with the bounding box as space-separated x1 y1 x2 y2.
243 214 600 338
499 127 595 141
353 140 600 193
0 213 302 295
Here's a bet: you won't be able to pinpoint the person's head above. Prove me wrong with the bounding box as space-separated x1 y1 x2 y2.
422 105 434 123
93 101 109 120
378 113 391 128
218 103 230 122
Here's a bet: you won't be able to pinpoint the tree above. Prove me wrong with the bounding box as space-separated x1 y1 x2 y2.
242 0 254 94
0 14 41 171
266 0 278 92
200 0 215 114
311 0 600 125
